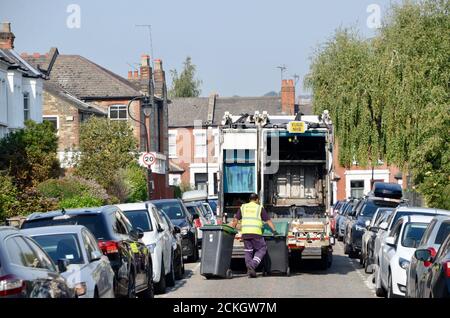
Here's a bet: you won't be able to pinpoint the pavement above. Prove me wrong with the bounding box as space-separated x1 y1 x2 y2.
156 242 376 298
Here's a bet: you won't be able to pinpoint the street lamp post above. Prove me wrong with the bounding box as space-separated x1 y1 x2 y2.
127 96 153 200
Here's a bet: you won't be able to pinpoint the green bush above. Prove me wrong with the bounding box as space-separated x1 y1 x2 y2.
0 175 18 222
108 163 148 203
59 195 104 209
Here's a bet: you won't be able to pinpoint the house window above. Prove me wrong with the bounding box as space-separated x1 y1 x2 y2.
195 173 208 192
194 131 207 158
350 180 365 199
43 116 58 133
23 92 30 121
109 105 127 120
169 131 177 158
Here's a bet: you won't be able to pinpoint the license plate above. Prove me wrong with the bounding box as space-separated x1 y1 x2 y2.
302 248 322 256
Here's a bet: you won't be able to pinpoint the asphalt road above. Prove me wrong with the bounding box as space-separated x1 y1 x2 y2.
157 242 376 298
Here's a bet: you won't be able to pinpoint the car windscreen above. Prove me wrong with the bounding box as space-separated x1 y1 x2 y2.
392 212 436 229
435 221 450 245
360 200 398 218
153 201 186 220
123 210 152 232
401 223 428 248
208 201 218 214
22 215 110 240
31 233 84 265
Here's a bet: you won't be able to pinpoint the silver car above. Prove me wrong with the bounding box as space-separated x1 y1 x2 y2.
21 225 115 298
406 215 450 297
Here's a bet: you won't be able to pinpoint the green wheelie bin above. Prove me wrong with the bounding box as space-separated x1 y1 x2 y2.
262 221 290 276
200 224 237 279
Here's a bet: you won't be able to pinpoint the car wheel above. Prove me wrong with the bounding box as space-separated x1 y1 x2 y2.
344 240 351 255
166 255 176 287
375 265 386 297
155 259 166 294
359 253 364 266
364 254 372 274
387 271 393 298
138 265 154 298
94 287 99 298
187 242 199 263
175 252 184 280
127 271 136 298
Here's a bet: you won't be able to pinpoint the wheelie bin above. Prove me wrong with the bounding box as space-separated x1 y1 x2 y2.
200 224 237 279
262 221 290 276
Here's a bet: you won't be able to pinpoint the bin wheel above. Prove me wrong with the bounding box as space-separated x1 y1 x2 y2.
285 267 291 277
226 269 233 279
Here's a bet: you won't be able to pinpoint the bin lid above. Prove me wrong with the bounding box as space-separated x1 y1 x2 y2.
200 224 237 235
262 221 289 237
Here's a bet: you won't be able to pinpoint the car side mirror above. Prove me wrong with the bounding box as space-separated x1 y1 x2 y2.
90 250 103 262
130 227 144 240
385 236 396 248
173 226 181 234
365 220 371 228
57 259 70 273
379 222 388 230
157 224 164 233
414 249 432 262
192 214 200 220
370 226 379 233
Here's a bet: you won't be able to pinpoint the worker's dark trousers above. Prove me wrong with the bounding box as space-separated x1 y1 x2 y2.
243 237 267 270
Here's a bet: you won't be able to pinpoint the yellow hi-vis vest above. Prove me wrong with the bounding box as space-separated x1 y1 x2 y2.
241 202 264 235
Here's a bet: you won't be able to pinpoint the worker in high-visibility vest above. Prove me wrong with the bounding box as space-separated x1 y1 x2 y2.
229 193 277 278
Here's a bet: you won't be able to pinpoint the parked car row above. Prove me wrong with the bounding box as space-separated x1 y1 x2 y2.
333 182 450 298
0 198 202 298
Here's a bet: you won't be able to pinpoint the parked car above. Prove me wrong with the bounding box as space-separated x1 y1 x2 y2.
341 199 360 246
116 203 175 294
21 225 115 298
0 226 75 298
344 182 402 259
375 215 433 298
407 215 450 297
184 202 207 244
330 200 345 235
335 200 351 240
182 190 216 224
151 199 200 262
207 198 218 216
362 207 395 273
158 209 185 280
21 206 153 298
414 233 450 298
373 206 450 277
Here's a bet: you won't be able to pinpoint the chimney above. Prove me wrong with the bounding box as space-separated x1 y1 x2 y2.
133 70 139 79
140 54 151 80
281 79 295 115
0 22 15 49
128 70 133 80
153 59 166 98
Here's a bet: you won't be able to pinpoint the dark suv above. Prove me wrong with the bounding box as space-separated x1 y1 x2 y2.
21 206 153 298
0 227 75 298
344 182 402 258
151 199 199 262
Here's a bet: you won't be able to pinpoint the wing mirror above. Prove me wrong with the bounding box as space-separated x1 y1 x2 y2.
57 259 70 273
385 236 396 247
414 249 432 262
130 227 144 240
173 226 181 234
192 214 200 220
379 222 388 231
365 220 371 229
90 250 103 262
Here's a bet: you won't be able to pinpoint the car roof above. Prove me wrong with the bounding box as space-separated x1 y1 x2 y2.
398 214 434 224
150 199 180 204
21 225 85 236
396 206 450 216
25 206 115 221
116 202 151 211
0 226 20 240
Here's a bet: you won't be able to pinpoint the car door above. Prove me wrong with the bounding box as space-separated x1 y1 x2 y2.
381 220 403 287
152 207 171 273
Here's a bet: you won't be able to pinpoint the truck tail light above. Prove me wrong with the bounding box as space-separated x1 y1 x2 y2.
0 275 24 297
424 247 437 267
98 240 119 255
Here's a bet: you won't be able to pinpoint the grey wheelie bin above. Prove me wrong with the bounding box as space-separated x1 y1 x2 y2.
200 224 237 279
262 221 290 276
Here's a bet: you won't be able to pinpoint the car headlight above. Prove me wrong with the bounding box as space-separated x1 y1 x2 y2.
146 243 156 254
399 258 410 269
355 225 365 232
74 282 87 296
181 226 190 235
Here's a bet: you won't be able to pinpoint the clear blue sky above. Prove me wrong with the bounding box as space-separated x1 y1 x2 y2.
1 0 398 97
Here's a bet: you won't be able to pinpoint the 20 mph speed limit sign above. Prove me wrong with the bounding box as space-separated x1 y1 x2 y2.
142 152 156 166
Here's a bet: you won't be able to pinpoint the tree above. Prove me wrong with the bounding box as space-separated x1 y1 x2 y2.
305 0 450 208
74 117 139 192
169 56 202 98
0 120 60 189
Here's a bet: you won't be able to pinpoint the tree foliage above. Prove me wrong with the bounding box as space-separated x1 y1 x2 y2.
305 0 450 208
74 117 138 191
169 56 202 98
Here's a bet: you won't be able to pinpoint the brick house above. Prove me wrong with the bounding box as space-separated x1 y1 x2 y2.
24 53 172 199
168 79 302 196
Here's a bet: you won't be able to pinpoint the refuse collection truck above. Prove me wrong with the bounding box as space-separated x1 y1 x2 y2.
217 110 335 269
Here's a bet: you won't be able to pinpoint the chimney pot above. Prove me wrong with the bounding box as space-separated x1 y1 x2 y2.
141 54 150 67
128 70 133 80
134 70 139 79
1 22 11 33
154 59 162 70
0 21 15 49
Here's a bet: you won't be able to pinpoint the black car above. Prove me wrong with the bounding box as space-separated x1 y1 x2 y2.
21 206 153 298
0 227 75 298
158 210 185 280
344 182 402 258
415 233 450 298
151 199 199 263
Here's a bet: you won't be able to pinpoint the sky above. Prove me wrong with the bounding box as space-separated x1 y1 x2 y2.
1 0 399 97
